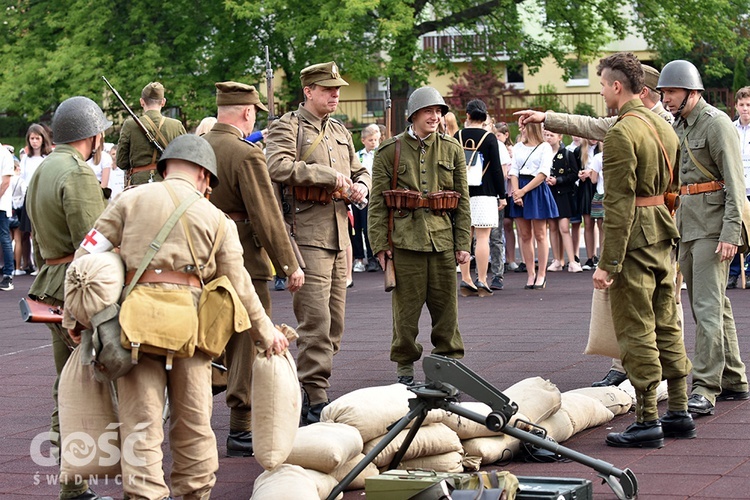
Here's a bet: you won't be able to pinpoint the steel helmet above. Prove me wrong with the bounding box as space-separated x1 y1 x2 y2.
51 96 113 144
157 134 219 187
406 87 449 122
656 60 704 91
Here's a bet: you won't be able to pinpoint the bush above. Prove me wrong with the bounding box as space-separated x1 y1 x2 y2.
528 84 567 113
573 102 598 117
0 115 30 138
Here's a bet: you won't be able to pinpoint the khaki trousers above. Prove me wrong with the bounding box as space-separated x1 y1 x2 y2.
680 238 748 403
390 248 465 374
117 352 217 500
610 240 691 422
224 277 271 430
293 245 347 405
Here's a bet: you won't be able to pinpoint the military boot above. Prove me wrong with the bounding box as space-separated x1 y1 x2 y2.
306 401 329 425
226 430 253 457
66 489 114 500
660 410 697 439
605 420 664 448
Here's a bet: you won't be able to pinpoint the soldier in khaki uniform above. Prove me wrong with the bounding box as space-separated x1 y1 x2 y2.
26 96 111 500
266 62 370 424
76 135 289 499
658 60 750 415
204 81 304 455
368 87 471 385
587 53 693 448
116 82 187 185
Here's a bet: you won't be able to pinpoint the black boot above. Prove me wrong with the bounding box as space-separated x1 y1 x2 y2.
306 401 329 425
591 370 627 387
68 489 114 500
660 410 697 439
606 420 664 448
687 394 715 416
226 430 253 457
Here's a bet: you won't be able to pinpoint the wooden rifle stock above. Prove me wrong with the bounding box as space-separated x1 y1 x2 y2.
384 255 396 292
19 297 63 323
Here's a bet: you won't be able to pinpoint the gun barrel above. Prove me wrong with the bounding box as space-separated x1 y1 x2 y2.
101 76 164 154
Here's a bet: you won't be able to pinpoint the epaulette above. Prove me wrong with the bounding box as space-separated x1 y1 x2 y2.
705 109 718 117
122 184 139 193
378 136 400 150
239 137 261 149
328 116 343 127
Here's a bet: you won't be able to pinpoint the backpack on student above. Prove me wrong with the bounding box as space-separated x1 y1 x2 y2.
458 130 491 186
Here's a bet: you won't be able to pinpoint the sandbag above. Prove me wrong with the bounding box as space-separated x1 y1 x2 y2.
58 347 121 480
462 453 482 472
251 325 301 470
362 423 462 468
285 422 363 473
251 464 319 500
503 377 561 423
321 384 445 442
462 434 522 465
303 468 343 500
559 392 614 434
64 252 125 329
535 409 574 443
330 454 380 491
442 402 529 439
584 288 620 358
400 450 464 473
568 386 632 416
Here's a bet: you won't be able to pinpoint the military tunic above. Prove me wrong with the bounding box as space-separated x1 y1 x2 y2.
79 173 277 499
26 144 107 498
265 103 371 405
368 128 471 374
599 99 691 421
673 98 748 403
204 122 300 430
116 109 186 185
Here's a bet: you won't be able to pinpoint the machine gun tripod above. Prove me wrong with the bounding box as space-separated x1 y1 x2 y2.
327 355 638 500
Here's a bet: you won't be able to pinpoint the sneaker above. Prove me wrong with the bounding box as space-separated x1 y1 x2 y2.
397 375 415 386
547 260 563 272
727 274 739 289
273 276 287 291
568 261 583 273
490 276 504 290
506 262 519 272
593 255 599 265
30 269 39 276
12 269 25 276
353 260 366 273
366 259 381 272
582 259 595 271
514 262 527 273
0 276 13 291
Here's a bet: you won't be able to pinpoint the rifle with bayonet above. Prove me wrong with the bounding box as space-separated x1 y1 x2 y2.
102 76 164 155
383 77 396 291
265 46 306 270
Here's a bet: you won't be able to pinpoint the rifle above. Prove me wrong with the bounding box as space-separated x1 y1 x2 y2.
383 77 396 291
102 76 164 155
19 297 63 323
265 46 306 269
384 77 392 140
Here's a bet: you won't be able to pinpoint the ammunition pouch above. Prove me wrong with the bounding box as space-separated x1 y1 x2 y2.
294 185 333 204
85 303 133 384
664 192 680 217
383 189 461 215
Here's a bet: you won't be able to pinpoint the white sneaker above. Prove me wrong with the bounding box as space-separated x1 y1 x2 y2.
12 269 25 276
547 260 563 272
507 262 519 271
568 261 583 273
353 260 366 273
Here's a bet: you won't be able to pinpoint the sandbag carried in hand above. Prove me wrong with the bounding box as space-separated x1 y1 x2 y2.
585 288 620 359
64 252 124 329
252 324 301 470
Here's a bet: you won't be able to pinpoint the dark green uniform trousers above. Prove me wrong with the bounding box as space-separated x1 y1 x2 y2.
391 248 465 376
610 240 691 422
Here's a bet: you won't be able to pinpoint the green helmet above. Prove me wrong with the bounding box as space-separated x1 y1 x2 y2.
656 60 704 91
406 87 449 123
157 134 219 187
51 96 113 144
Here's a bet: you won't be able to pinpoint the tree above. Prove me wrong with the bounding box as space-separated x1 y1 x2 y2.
446 64 524 111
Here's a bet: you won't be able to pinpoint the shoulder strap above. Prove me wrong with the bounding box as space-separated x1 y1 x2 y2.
475 131 492 176
676 108 716 181
299 120 328 163
519 143 542 171
124 185 201 297
620 112 674 184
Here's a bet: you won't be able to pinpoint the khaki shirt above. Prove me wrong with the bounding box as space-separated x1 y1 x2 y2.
266 104 371 251
674 98 745 245
205 123 299 280
116 109 186 170
26 144 107 302
77 173 276 350
368 129 471 254
599 100 680 274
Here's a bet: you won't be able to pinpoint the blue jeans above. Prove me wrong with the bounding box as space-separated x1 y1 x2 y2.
0 211 13 276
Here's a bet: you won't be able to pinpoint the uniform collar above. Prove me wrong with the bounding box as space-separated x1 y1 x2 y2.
403 126 436 150
212 122 243 138
163 171 201 191
617 98 646 117
297 103 327 130
680 97 707 128
53 143 88 163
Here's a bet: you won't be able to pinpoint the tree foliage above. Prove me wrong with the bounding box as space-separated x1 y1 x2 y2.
446 64 524 111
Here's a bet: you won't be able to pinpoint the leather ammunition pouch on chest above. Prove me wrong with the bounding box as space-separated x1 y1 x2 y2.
382 188 460 215
293 185 333 204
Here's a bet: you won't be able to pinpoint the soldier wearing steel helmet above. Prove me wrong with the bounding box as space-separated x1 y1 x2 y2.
76 134 289 499
265 61 370 425
368 86 471 385
658 60 750 416
26 96 112 500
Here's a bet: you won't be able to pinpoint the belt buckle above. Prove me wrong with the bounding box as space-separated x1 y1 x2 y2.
685 184 694 195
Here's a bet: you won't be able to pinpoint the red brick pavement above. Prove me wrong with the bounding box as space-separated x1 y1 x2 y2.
1 269 748 499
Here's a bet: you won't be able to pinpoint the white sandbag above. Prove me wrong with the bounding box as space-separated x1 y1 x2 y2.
400 450 464 473
252 327 302 470
568 386 632 416
560 392 614 434
252 464 319 500
65 252 125 329
462 434 522 465
285 422 363 473
443 402 529 439
503 377 561 423
59 347 121 480
462 454 482 472
535 410 574 443
584 288 620 358
362 423 462 468
302 468 342 500
330 454 380 491
618 378 669 404
321 384 445 442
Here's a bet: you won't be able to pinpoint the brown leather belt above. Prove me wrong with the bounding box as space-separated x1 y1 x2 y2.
680 180 724 195
125 269 201 288
130 163 158 175
634 195 665 207
46 254 74 266
226 212 248 222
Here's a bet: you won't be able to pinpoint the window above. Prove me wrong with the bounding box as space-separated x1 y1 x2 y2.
506 63 525 90
567 63 589 87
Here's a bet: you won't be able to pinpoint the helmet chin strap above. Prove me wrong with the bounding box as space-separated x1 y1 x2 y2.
670 92 691 120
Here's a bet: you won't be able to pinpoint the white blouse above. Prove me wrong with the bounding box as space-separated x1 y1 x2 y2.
510 142 553 178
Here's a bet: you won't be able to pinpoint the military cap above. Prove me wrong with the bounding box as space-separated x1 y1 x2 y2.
141 82 165 100
300 62 349 88
215 81 269 113
642 65 661 92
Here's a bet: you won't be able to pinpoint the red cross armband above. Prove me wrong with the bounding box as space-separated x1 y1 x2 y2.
80 228 114 254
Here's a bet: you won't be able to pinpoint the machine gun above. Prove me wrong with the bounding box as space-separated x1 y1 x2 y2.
102 76 164 155
327 355 638 500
